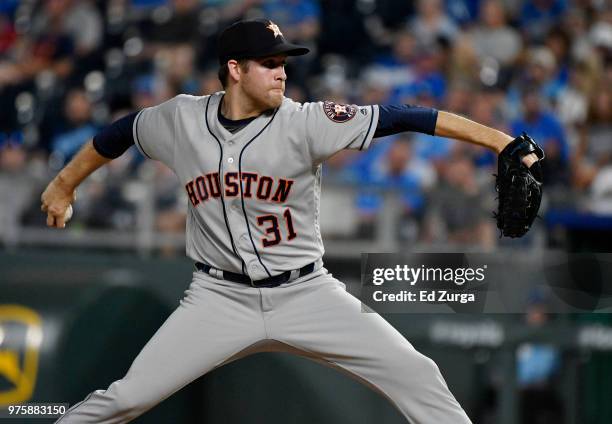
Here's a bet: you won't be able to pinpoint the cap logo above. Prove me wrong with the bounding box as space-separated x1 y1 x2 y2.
267 21 283 38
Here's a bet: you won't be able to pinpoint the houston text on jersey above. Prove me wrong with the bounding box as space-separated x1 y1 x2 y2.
185 172 294 207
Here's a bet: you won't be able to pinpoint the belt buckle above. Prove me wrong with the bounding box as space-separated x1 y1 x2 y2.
209 268 223 280
289 269 300 282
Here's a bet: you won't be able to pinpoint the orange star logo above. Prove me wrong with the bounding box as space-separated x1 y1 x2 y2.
267 21 283 38
334 105 348 114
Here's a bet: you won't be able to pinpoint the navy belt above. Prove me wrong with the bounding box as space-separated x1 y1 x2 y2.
195 262 315 288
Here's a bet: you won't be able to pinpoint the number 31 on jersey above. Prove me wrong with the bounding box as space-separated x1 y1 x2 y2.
256 209 297 247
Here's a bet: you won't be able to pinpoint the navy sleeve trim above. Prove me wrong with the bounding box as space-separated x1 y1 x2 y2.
359 105 375 150
92 111 138 159
374 104 438 138
132 110 151 159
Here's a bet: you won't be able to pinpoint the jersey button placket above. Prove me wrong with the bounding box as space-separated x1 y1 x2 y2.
239 234 249 248
222 147 243 260
249 262 260 278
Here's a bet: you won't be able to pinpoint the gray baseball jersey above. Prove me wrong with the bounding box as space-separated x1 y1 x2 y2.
56 92 471 424
133 92 379 280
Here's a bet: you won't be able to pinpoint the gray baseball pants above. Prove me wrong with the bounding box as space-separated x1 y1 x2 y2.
55 267 471 424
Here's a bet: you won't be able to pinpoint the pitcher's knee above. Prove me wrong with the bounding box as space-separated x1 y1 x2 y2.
112 390 156 419
389 350 443 388
415 353 443 378
420 354 441 375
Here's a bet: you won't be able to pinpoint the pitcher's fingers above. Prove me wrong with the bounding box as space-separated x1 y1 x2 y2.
41 203 48 212
522 153 538 168
56 215 66 228
46 213 56 227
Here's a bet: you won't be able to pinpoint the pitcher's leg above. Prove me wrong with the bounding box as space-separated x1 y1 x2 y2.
266 272 471 424
57 275 265 424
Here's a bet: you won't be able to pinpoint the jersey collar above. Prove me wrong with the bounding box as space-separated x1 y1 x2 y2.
205 92 277 144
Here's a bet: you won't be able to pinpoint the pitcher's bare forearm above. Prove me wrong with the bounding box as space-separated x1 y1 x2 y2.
434 111 512 153
434 111 537 167
41 140 112 228
54 140 112 190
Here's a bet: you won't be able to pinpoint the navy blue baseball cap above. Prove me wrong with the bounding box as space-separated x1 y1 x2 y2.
218 19 310 65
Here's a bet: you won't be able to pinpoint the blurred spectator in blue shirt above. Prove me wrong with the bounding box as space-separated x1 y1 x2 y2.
412 133 453 164
355 136 435 241
517 290 563 424
392 43 447 105
367 30 418 96
527 46 565 105
505 46 561 123
511 87 570 187
517 344 561 386
519 0 568 42
545 27 572 93
51 89 97 166
446 0 481 26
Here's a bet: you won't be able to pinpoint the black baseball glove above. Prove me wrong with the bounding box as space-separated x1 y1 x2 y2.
494 132 545 238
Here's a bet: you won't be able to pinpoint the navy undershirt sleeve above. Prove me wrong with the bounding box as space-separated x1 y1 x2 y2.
92 111 138 159
374 104 439 138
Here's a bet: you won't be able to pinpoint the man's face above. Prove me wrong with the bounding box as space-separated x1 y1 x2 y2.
239 55 288 110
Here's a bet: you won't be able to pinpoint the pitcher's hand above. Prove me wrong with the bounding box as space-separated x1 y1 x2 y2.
41 179 76 228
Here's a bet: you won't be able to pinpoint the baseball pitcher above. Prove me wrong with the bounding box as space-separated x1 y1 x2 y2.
41 19 544 424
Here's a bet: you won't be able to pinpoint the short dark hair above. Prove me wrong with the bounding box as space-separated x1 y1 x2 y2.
218 59 250 88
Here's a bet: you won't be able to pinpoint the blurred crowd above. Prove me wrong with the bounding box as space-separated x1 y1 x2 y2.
0 0 610 252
